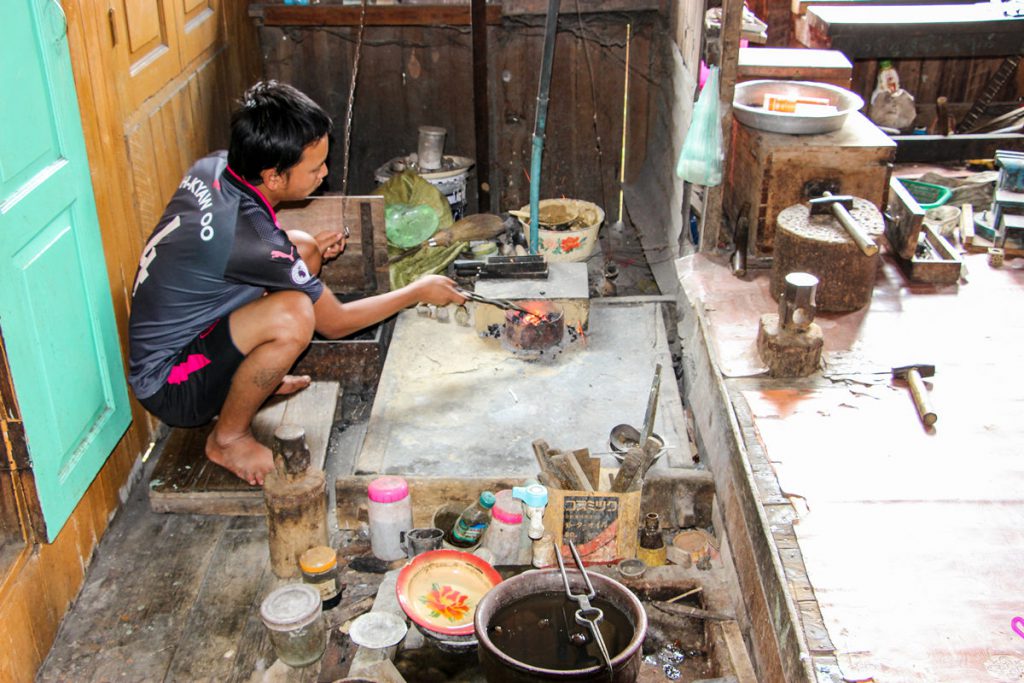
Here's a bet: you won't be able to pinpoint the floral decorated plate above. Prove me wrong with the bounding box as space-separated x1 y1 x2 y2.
395 549 502 636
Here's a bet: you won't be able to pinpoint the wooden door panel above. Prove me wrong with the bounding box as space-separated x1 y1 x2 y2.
116 0 180 109
179 0 220 66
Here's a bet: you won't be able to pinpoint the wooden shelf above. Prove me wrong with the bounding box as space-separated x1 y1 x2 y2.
258 3 503 27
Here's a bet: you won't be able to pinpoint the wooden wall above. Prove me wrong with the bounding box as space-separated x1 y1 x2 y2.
257 10 661 217
0 1 261 680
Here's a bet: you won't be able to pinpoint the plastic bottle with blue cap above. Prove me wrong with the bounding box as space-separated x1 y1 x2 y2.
513 483 549 565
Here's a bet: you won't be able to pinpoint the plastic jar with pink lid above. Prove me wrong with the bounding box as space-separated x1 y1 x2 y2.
479 490 524 565
367 476 413 561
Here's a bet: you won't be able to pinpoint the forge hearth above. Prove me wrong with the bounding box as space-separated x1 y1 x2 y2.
503 302 565 353
473 261 590 336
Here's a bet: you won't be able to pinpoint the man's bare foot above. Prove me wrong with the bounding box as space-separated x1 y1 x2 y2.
275 374 311 396
206 430 275 486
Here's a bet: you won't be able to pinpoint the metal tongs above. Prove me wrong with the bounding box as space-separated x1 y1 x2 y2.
456 287 532 315
555 540 614 679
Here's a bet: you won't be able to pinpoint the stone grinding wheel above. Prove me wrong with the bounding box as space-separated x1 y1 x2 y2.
772 198 884 312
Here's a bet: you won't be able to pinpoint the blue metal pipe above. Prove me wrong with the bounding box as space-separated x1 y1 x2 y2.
529 0 561 254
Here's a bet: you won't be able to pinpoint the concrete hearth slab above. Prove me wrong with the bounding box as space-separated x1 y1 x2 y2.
354 300 689 477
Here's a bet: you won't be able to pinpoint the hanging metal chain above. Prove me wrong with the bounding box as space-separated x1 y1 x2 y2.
341 0 368 195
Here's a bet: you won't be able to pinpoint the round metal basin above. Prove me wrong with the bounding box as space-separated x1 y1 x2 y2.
733 80 864 135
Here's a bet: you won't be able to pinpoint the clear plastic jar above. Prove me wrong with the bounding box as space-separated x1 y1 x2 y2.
299 546 342 610
367 476 413 561
479 490 524 565
260 583 327 667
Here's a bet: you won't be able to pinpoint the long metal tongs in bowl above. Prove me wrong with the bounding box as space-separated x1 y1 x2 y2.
555 540 614 679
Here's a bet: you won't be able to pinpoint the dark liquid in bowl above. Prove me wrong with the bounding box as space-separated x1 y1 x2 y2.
487 591 634 671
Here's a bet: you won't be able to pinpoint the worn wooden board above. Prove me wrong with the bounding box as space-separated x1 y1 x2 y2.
335 468 716 532
148 381 340 515
37 513 230 680
801 4 1024 59
164 517 271 681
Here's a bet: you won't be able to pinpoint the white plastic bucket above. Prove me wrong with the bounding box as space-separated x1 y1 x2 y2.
375 156 474 221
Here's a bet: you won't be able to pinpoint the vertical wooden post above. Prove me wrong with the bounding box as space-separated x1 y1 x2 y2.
700 0 744 253
471 0 491 212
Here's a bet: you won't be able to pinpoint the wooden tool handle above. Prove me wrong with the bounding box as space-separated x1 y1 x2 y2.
907 368 937 427
832 203 880 257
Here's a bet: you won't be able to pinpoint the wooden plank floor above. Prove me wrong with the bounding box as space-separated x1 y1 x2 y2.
39 390 376 683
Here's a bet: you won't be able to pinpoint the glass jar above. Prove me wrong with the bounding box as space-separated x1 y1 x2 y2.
367 476 413 561
260 583 327 667
299 546 342 610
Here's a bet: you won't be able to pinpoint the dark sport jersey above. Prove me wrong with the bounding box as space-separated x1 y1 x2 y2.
128 152 324 400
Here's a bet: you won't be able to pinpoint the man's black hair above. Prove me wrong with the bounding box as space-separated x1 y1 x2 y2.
228 81 333 183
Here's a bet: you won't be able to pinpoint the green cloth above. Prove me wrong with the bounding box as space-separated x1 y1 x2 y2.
390 241 467 290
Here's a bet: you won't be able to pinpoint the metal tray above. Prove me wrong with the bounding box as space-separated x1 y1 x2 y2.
733 80 864 135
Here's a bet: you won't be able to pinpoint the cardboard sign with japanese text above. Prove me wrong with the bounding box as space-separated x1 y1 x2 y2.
542 484 641 565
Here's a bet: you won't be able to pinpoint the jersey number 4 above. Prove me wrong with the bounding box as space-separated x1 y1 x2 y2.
133 215 182 296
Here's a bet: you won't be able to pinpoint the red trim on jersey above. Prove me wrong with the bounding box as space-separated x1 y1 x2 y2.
225 165 279 227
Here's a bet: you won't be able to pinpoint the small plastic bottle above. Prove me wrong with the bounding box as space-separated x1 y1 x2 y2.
299 546 342 610
637 512 667 567
479 490 524 565
367 476 413 561
445 491 496 549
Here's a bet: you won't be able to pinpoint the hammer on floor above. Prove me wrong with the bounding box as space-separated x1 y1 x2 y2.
809 191 880 257
892 364 937 427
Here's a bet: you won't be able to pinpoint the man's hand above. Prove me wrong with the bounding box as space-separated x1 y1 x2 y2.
316 230 346 263
410 274 467 306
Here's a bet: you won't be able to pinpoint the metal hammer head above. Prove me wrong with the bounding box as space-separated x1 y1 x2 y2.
809 194 854 215
892 364 935 379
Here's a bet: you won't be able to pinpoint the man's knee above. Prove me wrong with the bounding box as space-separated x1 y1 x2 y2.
265 290 316 347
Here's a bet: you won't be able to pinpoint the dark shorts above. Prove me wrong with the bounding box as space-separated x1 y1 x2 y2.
138 318 244 428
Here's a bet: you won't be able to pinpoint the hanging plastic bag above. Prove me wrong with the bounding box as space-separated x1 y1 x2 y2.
676 66 723 187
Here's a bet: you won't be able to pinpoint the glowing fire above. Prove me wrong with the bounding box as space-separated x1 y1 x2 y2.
514 300 558 326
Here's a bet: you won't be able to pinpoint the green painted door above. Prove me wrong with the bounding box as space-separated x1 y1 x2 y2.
0 0 131 541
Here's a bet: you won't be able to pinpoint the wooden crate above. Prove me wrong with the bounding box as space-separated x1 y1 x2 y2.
725 111 895 264
737 47 852 89
885 176 962 284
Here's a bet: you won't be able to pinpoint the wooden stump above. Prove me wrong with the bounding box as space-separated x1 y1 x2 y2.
772 199 882 312
264 469 329 578
757 313 824 378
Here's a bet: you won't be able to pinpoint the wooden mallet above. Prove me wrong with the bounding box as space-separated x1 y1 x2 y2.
892 364 937 427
